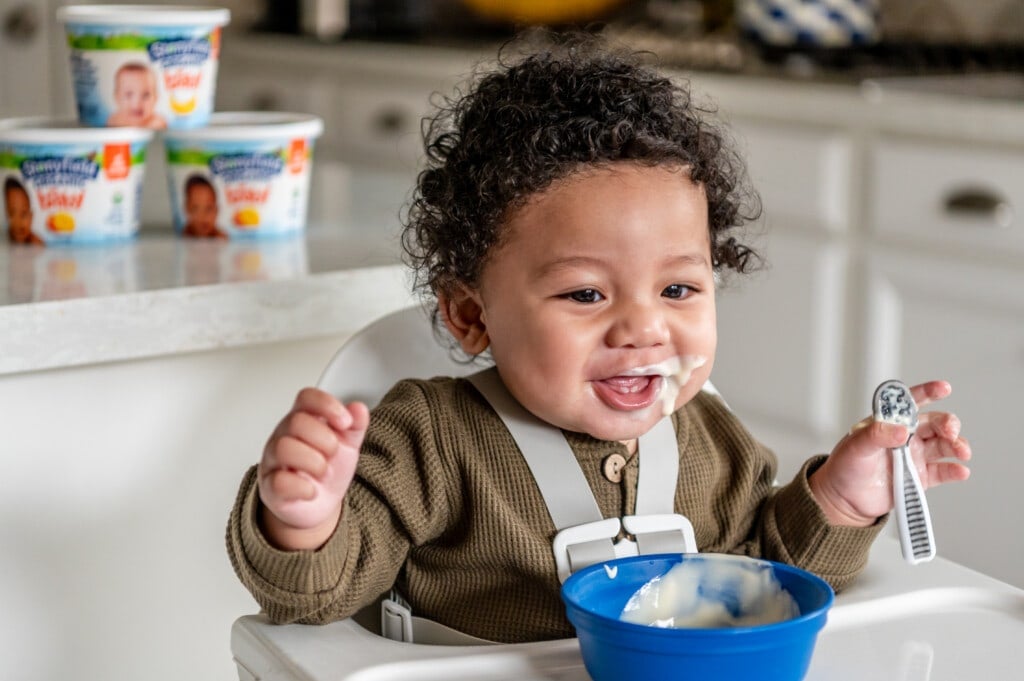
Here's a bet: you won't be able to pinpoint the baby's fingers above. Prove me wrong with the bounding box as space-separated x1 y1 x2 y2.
908 380 952 409
273 435 331 478
915 411 961 443
279 410 340 458
338 401 370 448
292 387 353 432
262 469 317 502
924 459 971 489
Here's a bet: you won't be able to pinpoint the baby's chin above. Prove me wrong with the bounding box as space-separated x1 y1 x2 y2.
573 412 663 444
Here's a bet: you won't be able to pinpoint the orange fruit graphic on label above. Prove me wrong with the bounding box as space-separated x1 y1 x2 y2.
170 96 197 114
233 208 260 228
47 212 76 233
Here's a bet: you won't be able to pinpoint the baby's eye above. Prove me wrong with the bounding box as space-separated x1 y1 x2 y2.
565 288 604 304
662 284 693 300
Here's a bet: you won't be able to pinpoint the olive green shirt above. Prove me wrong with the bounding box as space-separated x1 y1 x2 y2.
226 377 881 643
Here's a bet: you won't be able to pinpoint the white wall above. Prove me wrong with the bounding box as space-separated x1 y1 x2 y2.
0 334 352 681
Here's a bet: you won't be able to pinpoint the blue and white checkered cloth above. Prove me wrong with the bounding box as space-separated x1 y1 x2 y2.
738 0 880 47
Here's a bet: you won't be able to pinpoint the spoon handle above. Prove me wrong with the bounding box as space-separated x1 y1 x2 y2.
892 443 936 564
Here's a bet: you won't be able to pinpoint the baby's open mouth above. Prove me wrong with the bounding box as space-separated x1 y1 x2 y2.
593 356 707 415
593 374 663 411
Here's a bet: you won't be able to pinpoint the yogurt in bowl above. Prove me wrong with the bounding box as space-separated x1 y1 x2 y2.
56 5 231 129
163 112 324 239
0 118 153 244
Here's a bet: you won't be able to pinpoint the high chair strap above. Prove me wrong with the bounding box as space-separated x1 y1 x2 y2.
467 367 606 530
467 367 696 583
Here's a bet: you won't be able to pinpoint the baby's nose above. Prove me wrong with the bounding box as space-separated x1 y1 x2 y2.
605 302 670 348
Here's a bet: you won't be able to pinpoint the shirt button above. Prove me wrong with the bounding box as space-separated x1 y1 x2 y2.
602 453 627 483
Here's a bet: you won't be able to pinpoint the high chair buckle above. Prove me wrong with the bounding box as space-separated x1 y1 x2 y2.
381 589 413 643
552 513 698 583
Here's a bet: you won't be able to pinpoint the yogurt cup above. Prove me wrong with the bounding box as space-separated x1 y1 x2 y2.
56 5 231 130
163 112 324 239
0 118 153 244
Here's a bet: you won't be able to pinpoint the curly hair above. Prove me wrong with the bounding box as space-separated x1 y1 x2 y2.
401 31 762 304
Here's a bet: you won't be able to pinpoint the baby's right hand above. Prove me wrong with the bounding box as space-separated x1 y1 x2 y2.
257 388 369 550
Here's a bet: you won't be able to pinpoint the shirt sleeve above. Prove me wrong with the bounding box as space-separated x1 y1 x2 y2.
760 455 885 592
225 379 460 624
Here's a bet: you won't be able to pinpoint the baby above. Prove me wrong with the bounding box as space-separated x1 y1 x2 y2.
4 177 42 245
226 32 971 644
181 174 226 238
106 62 167 129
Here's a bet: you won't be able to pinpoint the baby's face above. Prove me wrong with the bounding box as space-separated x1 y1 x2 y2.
185 184 219 236
114 70 157 123
5 187 34 241
470 163 717 443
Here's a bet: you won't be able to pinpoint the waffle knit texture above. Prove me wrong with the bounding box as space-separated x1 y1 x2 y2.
226 377 882 643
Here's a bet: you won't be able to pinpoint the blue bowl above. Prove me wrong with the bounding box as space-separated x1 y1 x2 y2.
561 553 834 681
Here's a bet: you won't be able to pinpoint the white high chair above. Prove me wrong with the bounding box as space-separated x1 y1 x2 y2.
230 306 1024 681
314 304 485 408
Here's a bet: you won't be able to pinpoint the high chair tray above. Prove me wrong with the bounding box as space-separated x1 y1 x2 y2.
232 538 1024 681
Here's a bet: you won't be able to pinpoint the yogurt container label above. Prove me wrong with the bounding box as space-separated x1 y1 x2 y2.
58 6 230 130
166 136 315 238
2 136 150 244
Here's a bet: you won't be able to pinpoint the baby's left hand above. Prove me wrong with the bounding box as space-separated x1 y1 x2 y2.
809 380 972 527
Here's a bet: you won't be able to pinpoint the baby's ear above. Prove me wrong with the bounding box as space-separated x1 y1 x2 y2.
438 286 490 356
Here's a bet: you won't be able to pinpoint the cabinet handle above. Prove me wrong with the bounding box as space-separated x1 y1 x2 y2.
372 107 409 136
943 187 1013 228
3 3 39 42
249 91 281 112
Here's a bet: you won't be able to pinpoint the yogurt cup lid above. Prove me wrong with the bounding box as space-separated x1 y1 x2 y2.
56 5 231 27
163 112 325 142
0 117 154 144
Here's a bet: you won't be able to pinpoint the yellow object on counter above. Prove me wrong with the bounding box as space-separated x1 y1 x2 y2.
461 0 625 24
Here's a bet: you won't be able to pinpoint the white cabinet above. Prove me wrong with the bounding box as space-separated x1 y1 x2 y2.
859 134 1024 588
869 136 1023 257
217 40 480 173
861 251 1024 587
0 0 57 116
711 119 854 476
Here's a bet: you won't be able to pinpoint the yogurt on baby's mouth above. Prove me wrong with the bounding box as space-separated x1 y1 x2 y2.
621 355 707 416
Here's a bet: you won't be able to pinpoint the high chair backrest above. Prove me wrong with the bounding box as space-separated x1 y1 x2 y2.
317 305 485 405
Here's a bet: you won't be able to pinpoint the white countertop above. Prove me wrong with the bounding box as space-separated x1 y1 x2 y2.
0 163 419 375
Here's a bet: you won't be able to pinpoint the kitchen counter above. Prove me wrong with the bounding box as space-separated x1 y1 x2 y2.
0 163 418 375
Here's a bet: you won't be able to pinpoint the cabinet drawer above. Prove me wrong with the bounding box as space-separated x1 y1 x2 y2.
733 120 852 233
869 137 1023 255
320 80 436 171
213 73 315 121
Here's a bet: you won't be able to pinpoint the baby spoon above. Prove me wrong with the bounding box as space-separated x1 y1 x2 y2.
872 379 936 565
